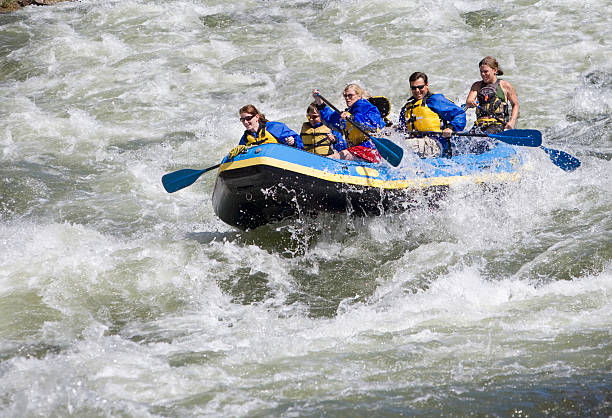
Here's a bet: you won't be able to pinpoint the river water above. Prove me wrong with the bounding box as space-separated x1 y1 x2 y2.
1 0 611 416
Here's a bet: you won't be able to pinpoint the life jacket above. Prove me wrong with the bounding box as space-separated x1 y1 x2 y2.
475 80 509 127
342 99 383 146
402 91 444 133
242 122 279 146
401 92 455 157
344 118 369 146
300 122 335 156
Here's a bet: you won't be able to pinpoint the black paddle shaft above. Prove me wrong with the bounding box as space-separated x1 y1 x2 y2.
316 94 375 137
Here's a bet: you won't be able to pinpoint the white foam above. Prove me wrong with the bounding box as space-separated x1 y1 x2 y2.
1 0 611 415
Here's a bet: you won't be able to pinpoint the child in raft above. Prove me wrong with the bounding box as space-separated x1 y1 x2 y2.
300 102 347 157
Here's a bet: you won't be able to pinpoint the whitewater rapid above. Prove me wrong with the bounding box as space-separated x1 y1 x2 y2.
1 0 610 416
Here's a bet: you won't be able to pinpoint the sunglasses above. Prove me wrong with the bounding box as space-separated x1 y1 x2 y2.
307 114 320 119
239 114 256 122
410 84 426 91
343 93 357 98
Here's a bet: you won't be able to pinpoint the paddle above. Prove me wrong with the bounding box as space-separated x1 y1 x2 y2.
417 129 580 171
540 145 581 172
460 106 580 170
315 94 403 166
162 163 222 193
417 129 542 147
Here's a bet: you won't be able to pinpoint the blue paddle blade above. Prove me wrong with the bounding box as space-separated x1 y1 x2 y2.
162 168 206 193
371 136 403 167
489 129 542 147
541 146 581 172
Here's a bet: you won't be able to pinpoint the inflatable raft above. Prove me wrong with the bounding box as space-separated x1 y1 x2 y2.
212 142 522 230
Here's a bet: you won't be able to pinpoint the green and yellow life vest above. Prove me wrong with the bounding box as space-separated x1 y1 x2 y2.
300 123 335 156
402 92 443 133
243 123 279 146
475 80 509 128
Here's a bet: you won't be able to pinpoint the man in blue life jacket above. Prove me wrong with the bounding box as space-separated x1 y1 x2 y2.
396 72 466 158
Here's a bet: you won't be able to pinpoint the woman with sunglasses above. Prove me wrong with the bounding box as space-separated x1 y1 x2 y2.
237 104 303 149
397 72 466 158
311 84 384 163
300 102 347 156
465 56 519 134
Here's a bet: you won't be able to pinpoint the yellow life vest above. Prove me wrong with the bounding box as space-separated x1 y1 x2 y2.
300 122 335 156
475 80 509 127
344 116 370 146
243 124 279 146
402 93 442 133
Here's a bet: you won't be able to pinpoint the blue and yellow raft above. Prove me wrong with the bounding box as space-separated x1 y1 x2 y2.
212 142 521 230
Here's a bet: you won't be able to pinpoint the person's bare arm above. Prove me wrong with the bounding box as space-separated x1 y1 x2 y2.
502 80 519 129
465 81 481 108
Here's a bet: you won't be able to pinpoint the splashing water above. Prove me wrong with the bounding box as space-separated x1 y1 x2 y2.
1 0 610 416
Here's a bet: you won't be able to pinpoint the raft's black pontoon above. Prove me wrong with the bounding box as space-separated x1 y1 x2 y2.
212 142 521 230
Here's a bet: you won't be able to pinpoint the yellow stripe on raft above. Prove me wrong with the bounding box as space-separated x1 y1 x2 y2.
219 156 520 190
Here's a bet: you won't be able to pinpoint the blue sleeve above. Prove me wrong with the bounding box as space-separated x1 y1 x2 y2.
319 105 346 132
427 94 466 132
319 100 384 135
266 121 303 149
350 100 385 132
331 129 347 152
238 132 247 146
293 134 304 149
